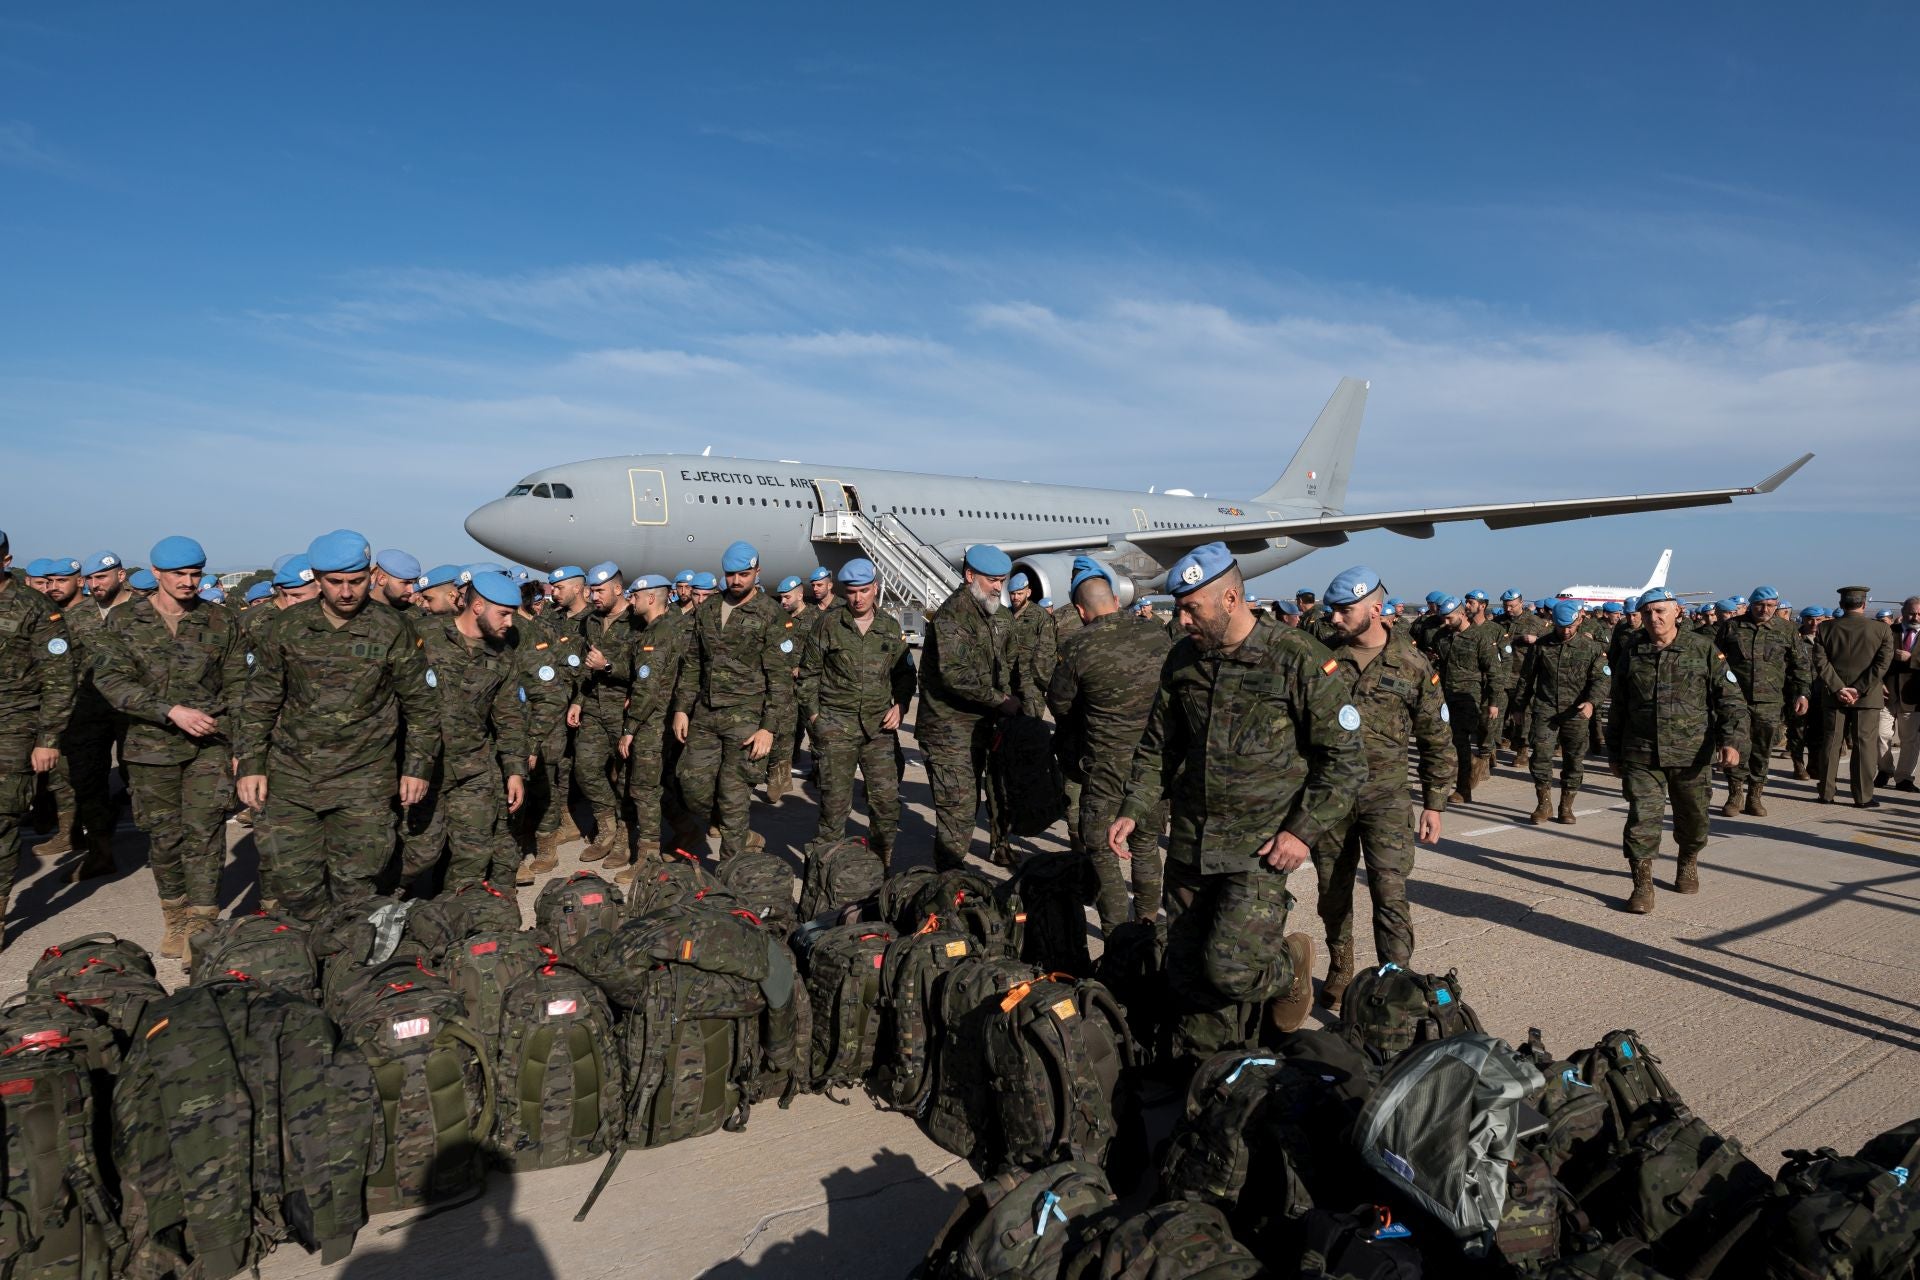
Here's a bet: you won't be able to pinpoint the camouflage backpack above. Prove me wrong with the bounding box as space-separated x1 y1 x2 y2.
1337 963 1483 1067
622 853 734 919
1070 1200 1264 1280
917 1160 1118 1280
797 836 885 924
534 871 625 953
871 922 978 1113
800 922 898 1094
714 851 799 938
27 933 155 988
405 880 523 963
26 934 167 1051
1495 1146 1587 1273
919 956 1046 1169
325 956 496 1216
984 972 1135 1174
1519 1029 1611 1181
1727 1120 1920 1280
886 869 1022 960
1003 851 1092 978
490 947 624 1171
1542 1239 1668 1279
306 895 418 995
442 928 552 1039
1093 918 1171 1071
186 913 316 999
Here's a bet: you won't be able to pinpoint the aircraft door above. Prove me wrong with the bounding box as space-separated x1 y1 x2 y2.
1131 507 1149 531
811 480 849 513
628 468 669 525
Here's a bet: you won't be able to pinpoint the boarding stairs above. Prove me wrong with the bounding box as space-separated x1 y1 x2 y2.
810 508 961 617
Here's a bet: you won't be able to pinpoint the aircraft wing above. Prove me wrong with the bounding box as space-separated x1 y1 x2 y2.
1125 454 1813 553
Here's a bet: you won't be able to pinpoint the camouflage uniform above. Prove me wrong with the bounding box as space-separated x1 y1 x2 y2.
1786 626 1818 777
1046 612 1172 926
92 597 248 908
1430 621 1502 798
235 598 440 917
798 605 917 861
1606 628 1748 875
1521 630 1607 801
405 617 528 890
917 585 1014 870
0 580 74 918
1008 600 1057 717
1118 613 1366 1062
1310 631 1453 968
1496 608 1552 758
573 605 636 847
671 590 793 859
1714 612 1807 809
620 609 684 857
768 602 813 789
510 611 580 848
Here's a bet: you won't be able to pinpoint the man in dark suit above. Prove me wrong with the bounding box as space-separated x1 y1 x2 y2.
1881 596 1920 792
1813 587 1897 807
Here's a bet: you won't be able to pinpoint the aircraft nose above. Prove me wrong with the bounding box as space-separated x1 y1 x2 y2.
464 499 516 557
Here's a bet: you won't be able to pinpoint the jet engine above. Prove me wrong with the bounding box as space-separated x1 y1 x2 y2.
1010 553 1139 610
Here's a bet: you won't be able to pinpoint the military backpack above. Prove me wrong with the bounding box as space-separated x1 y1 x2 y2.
26 935 167 1054
1337 963 1483 1068
800 922 898 1094
1068 1200 1264 1280
1093 919 1170 1071
405 880 522 963
1003 851 1092 978
490 947 624 1171
984 972 1135 1175
918 956 1045 1169
872 922 978 1113
1723 1120 1920 1280
186 913 316 999
621 852 732 919
987 714 1068 838
714 851 799 939
443 928 552 1040
916 1160 1118 1280
797 836 885 925
884 868 1022 960
534 871 624 953
1295 1204 1426 1280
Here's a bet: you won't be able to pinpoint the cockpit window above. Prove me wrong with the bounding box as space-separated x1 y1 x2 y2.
549 483 574 499
507 484 533 497
531 483 552 498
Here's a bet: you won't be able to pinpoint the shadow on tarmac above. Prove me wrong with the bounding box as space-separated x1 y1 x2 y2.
339 1167 555 1280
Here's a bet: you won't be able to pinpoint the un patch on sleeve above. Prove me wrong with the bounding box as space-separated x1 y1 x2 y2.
537 665 555 682
780 639 794 654
425 669 438 689
47 637 68 656
1441 704 1450 724
1337 705 1361 732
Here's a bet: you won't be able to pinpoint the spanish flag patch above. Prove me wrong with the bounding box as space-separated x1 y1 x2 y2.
1431 672 1441 685
1321 658 1339 675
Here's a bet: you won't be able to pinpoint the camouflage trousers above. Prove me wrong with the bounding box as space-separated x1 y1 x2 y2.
518 724 573 839
918 711 1000 871
127 748 232 906
260 775 397 919
1530 708 1593 791
1077 761 1165 927
1163 859 1296 1064
1620 759 1712 867
769 701 806 784
676 706 763 859
1312 785 1415 967
573 701 628 823
623 729 666 853
811 709 900 858
1732 705 1783 791
0 766 33 902
1445 693 1485 792
403 765 518 891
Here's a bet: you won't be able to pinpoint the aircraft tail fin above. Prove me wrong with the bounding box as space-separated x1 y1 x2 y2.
1639 549 1673 594
1254 377 1367 513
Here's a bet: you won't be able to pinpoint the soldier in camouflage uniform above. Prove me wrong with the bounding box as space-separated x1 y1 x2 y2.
1047 556 1171 927
1786 607 1823 779
1429 596 1502 803
26 559 85 858
918 545 1018 870
1006 574 1058 718
670 542 793 860
1521 600 1608 826
1606 588 1748 914
406 571 528 892
0 529 75 947
1713 585 1807 818
92 536 249 957
539 564 593 845
45 552 132 878
511 568 583 881
798 558 916 865
1495 589 1551 769
766 574 813 803
1309 567 1453 1006
567 562 636 864
1113 543 1365 1061
616 574 681 871
805 565 838 614
235 530 440 919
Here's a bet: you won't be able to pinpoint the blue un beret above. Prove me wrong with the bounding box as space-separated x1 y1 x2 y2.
1009 572 1030 592
416 563 463 591
721 541 759 573
1425 590 1446 606
1799 606 1824 620
307 529 371 574
150 536 208 571
1437 595 1463 616
128 568 158 590
1323 565 1385 608
548 565 586 584
674 569 695 585
1603 601 1625 615
273 556 315 589
690 571 718 591
1500 588 1523 602
468 571 521 608
1552 600 1583 627
964 545 1012 577
586 561 622 586
1380 601 1397 618
375 549 421 581
1069 555 1113 597
1749 585 1779 603
1638 588 1677 607
1168 542 1236 598
49 557 82 577
1273 599 1299 617
198 586 225 604
776 575 803 594
459 561 507 584
245 581 275 603
808 566 832 583
838 558 877 587
633 573 671 591
1623 595 1640 612
1465 589 1489 602
81 552 122 576
24 559 55 577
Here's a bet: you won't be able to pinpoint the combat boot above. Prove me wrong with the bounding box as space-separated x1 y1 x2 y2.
180 906 220 973
766 769 789 804
1528 784 1552 825
530 830 560 874
1742 783 1768 818
1718 782 1745 818
158 895 191 960
556 805 583 843
1512 746 1531 773
601 823 633 871
579 811 619 863
36 817 76 858
1470 752 1492 790
1790 751 1810 780
1266 933 1317 1034
1623 863 1655 914
1555 786 1578 825
1448 785 1472 805
1673 851 1700 894
69 831 115 883
1319 939 1354 1012
745 830 766 854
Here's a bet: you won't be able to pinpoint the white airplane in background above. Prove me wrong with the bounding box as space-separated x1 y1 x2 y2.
1554 550 1712 606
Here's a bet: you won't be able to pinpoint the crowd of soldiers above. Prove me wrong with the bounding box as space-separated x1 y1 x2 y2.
0 522 1911 1069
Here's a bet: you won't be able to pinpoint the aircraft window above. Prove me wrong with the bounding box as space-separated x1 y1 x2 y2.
550 483 573 499
531 483 552 498
507 484 533 497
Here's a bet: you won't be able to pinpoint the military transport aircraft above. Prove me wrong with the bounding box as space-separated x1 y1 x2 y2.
464 378 1813 608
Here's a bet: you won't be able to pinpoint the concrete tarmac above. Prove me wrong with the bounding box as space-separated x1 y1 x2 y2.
3 741 1916 1279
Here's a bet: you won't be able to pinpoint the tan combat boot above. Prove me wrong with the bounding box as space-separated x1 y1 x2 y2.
1512 747 1531 772
530 830 560 874
69 831 116 883
744 830 766 854
1718 781 1745 818
1623 862 1655 914
157 895 191 959
180 906 221 974
601 823 633 871
1742 783 1768 818
1556 786 1578 825
766 768 789 804
37 817 77 858
1673 851 1700 895
1528 784 1552 825
578 812 618 862
514 856 537 887
1266 933 1317 1034
556 805 583 843
1319 939 1354 1012
1470 752 1492 790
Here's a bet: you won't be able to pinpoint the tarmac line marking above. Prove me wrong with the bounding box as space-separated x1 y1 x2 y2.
1460 804 1625 839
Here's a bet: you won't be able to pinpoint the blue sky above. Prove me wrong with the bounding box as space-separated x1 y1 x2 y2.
3 4 1916 604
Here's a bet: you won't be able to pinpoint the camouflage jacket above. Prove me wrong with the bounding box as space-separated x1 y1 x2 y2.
621 610 684 738
671 589 795 732
1471 618 1519 698
0 578 74 756
93 597 248 765
1327 631 1455 812
1522 632 1608 718
1046 611 1171 780
1430 621 1501 709
577 604 636 711
60 598 131 727
1120 612 1366 874
235 597 441 787
1408 612 1443 659
511 612 576 751
919 584 1011 723
1715 614 1808 708
418 617 528 781
798 605 917 730
1606 628 1749 769
1051 606 1082 646
1007 602 1057 716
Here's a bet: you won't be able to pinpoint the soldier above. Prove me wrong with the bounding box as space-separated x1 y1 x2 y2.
1307 566 1452 1005
766 574 812 803
616 574 679 871
1522 600 1607 825
669 541 791 860
1430 596 1502 803
235 530 440 918
242 581 273 609
27 558 85 859
806 565 838 614
1007 571 1057 717
919 545 1018 870
1606 588 1747 913
0 529 75 947
52 551 132 881
1408 590 1447 657
1048 556 1172 928
1713 585 1807 817
369 549 421 614
1294 588 1322 633
1111 542 1365 1058
92 536 247 957
512 566 586 879
798 559 916 865
566 562 636 863
1494 588 1550 768
1811 586 1896 807
536 565 592 846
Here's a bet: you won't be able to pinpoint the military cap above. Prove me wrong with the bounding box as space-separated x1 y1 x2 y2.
49 557 84 577
199 573 218 591
674 569 696 585
1838 585 1869 607
307 529 371 573
1779 600 1792 611
808 566 832 583
1039 597 1053 608
1379 601 1397 618
271 555 314 589
150 535 208 571
1425 590 1446 606
1714 598 1738 613
1878 609 1897 620
81 551 122 575
1548 600 1581 627
1623 595 1640 611
1465 588 1489 602
1168 542 1236 597
1603 601 1625 615
271 552 298 573
1436 595 1462 616
964 544 1012 576
509 568 535 587
548 565 586 584
1294 587 1316 601
198 586 225 603
127 568 157 590
1069 554 1112 596
375 548 421 581
1273 599 1299 617
244 581 274 603
1799 606 1825 620
467 571 520 607
23 558 56 577
837 558 877 586
1638 587 1677 606
634 573 671 591
721 540 759 573
776 575 803 594
1500 588 1523 602
416 563 462 590
690 571 718 590
586 561 622 586
1323 565 1385 607
458 561 507 584
1009 572 1030 592
1730 595 1747 606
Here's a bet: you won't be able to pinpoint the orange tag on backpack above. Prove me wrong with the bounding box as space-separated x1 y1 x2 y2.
1000 982 1033 1013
